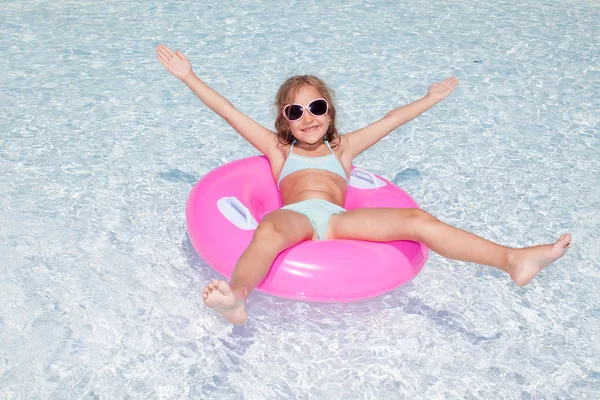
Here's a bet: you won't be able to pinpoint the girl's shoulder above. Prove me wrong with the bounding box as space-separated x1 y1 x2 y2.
335 134 354 163
269 141 288 164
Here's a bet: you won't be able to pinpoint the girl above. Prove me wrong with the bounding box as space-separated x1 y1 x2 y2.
156 44 572 325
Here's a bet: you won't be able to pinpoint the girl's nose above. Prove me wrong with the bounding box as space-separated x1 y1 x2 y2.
302 111 315 123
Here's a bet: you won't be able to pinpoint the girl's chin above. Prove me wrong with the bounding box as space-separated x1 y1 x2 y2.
294 130 326 141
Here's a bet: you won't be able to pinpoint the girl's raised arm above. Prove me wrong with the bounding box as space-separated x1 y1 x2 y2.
345 77 459 158
156 44 279 158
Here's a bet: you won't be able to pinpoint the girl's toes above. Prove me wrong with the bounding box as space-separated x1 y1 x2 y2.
557 234 571 246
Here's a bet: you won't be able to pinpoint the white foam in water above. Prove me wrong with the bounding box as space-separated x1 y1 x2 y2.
1 0 599 398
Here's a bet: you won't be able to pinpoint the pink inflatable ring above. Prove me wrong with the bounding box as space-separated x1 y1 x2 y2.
186 156 429 302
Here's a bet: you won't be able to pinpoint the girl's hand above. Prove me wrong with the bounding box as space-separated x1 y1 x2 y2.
156 44 193 81
426 77 459 103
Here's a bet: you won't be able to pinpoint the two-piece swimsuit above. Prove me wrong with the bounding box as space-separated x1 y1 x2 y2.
278 139 348 240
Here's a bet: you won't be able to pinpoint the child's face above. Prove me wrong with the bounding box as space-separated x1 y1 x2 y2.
286 85 331 145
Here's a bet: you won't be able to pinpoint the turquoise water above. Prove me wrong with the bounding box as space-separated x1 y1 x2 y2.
1 0 599 398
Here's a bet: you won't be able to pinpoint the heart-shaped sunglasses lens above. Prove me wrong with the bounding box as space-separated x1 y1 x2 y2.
307 99 328 116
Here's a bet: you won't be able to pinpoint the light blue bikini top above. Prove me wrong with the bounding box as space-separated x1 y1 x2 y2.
278 140 349 187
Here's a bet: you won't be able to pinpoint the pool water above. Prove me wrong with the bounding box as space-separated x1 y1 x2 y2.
1 0 598 398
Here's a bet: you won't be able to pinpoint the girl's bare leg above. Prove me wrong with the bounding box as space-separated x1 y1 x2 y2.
202 210 314 324
328 208 572 286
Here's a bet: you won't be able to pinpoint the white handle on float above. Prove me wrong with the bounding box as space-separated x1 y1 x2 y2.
349 168 386 189
216 196 258 230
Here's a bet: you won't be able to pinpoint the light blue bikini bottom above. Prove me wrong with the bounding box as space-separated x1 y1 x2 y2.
281 199 346 240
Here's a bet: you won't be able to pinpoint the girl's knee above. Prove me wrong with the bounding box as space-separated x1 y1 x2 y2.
407 209 439 241
253 214 313 247
253 220 284 242
408 208 437 223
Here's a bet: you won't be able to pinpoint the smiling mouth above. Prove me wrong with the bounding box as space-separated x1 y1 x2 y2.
301 125 319 132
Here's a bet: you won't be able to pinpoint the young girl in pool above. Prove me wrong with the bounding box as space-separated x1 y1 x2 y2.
156 44 572 325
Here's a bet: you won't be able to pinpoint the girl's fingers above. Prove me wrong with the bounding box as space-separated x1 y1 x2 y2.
156 44 175 60
176 50 186 60
156 51 170 64
156 46 172 60
439 77 452 86
441 77 458 91
155 47 168 60
156 55 168 68
160 44 175 57
440 77 453 85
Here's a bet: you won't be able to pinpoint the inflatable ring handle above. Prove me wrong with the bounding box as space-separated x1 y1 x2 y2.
350 169 386 189
217 196 258 230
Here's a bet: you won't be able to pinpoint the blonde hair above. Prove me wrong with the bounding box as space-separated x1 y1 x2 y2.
274 75 340 149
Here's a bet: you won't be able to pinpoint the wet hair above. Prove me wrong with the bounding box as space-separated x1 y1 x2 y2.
274 75 340 149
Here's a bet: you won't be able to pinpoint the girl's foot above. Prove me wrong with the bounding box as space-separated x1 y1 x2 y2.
508 234 572 286
202 280 248 325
